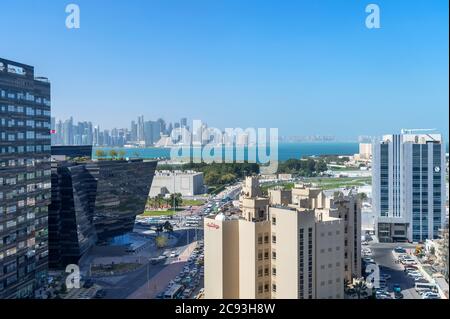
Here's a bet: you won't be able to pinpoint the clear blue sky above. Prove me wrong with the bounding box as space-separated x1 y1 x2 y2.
1 0 448 139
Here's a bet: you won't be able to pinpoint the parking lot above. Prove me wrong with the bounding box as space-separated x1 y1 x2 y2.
363 240 441 299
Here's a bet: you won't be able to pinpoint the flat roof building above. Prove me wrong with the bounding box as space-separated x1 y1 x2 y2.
372 131 446 242
1 58 51 298
204 177 346 299
149 170 204 197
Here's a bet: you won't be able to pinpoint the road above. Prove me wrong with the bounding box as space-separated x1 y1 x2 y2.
91 182 238 299
369 242 421 299
93 228 201 299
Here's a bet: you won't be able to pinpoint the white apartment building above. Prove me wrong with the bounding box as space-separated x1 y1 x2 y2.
372 131 446 242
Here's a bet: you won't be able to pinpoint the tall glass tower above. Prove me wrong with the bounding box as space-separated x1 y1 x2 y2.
0 58 51 298
373 131 446 243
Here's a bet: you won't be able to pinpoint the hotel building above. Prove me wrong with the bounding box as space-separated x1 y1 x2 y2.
372 131 446 243
204 177 346 299
1 59 51 298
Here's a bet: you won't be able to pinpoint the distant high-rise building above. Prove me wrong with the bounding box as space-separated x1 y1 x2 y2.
144 120 161 146
157 118 166 135
130 120 138 142
180 117 187 128
93 126 100 146
373 130 446 243
167 123 173 136
51 117 56 145
55 119 63 145
137 115 145 143
0 58 51 298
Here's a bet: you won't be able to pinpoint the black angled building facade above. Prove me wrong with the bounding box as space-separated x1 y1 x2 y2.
48 148 157 268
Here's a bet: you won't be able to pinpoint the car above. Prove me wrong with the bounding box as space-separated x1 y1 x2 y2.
182 288 193 298
407 272 422 278
376 290 391 299
422 292 440 299
394 292 404 299
394 247 407 254
94 289 106 299
380 274 391 280
404 265 418 271
414 277 428 283
83 279 94 289
174 276 182 283
155 292 164 299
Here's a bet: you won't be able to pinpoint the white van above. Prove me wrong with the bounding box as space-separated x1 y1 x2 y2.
415 282 437 294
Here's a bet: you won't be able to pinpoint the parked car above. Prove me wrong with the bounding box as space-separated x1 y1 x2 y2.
394 292 404 299
94 289 106 299
380 274 391 280
422 292 440 299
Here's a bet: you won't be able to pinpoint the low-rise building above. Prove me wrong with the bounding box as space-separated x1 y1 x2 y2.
149 170 204 197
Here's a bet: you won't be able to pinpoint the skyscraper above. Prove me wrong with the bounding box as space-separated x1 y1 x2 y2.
130 120 137 142
137 115 145 143
0 58 51 298
372 130 446 243
144 120 161 146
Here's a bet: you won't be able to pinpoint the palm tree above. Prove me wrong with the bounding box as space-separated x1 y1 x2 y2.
109 149 118 159
169 193 182 210
95 149 106 159
118 150 126 160
163 221 174 238
156 194 164 209
353 279 368 299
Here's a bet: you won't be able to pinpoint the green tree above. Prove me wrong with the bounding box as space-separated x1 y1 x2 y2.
155 235 168 248
358 192 368 202
109 150 118 159
315 160 328 173
354 279 368 299
163 221 174 238
169 193 182 210
118 150 126 159
95 149 106 159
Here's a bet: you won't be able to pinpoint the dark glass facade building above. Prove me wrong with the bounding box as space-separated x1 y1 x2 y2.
1 58 51 298
49 153 157 268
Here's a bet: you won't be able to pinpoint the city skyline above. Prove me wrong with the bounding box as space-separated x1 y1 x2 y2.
1 0 448 138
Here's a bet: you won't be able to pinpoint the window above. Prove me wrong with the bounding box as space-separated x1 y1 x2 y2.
272 217 277 225
272 267 276 277
272 284 277 293
258 236 263 245
272 235 277 244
